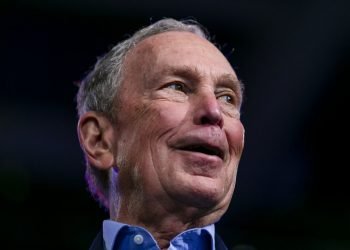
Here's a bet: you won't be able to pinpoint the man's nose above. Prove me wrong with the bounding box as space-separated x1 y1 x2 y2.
193 92 223 128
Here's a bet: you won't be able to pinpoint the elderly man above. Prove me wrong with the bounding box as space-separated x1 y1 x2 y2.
76 18 244 250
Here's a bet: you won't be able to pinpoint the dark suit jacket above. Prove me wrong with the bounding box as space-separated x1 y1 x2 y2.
89 231 228 250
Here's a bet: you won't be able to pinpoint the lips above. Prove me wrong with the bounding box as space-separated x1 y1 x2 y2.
170 129 227 161
178 144 224 160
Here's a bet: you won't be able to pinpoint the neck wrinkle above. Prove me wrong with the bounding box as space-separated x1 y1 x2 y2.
113 199 224 249
110 177 229 248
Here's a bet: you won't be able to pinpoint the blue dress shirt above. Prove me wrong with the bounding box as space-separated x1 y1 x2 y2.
103 220 216 250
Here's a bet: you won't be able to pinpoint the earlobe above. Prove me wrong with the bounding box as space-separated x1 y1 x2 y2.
77 112 116 170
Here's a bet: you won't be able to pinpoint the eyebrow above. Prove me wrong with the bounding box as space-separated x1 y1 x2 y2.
165 66 242 87
214 74 243 101
158 65 203 83
159 66 243 93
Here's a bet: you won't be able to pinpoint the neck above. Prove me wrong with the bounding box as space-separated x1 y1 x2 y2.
110 195 226 249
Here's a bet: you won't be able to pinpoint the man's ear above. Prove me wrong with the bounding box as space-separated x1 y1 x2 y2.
77 112 115 170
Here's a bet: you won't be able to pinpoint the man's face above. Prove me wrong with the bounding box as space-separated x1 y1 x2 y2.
114 31 244 213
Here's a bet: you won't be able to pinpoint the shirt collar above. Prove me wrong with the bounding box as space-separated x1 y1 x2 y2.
103 220 126 250
102 219 216 250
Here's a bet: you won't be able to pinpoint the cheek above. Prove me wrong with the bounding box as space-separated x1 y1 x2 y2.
226 120 245 156
121 102 188 155
123 102 163 134
152 102 188 130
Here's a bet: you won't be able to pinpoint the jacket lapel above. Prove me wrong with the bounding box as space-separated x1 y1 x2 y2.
215 233 228 250
89 231 104 250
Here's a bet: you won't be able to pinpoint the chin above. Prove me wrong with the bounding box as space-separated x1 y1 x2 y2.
179 176 230 209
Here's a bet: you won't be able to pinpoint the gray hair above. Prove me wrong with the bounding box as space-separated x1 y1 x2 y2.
76 18 210 208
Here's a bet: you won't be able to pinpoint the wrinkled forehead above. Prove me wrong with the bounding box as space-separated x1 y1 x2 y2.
122 31 237 81
131 30 211 53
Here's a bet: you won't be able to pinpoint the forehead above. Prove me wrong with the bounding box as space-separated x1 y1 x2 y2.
125 31 235 72
122 31 238 89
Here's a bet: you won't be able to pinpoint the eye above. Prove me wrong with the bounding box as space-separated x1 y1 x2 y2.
165 82 187 92
218 94 234 104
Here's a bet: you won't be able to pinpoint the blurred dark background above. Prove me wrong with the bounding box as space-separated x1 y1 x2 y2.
1 0 349 249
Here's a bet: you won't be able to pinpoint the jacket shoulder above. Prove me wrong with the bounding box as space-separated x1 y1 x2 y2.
215 233 228 250
89 231 104 250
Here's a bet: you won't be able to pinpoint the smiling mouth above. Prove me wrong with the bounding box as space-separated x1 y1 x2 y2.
178 144 224 160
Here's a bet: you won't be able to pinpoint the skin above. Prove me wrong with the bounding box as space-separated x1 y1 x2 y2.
79 31 245 249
